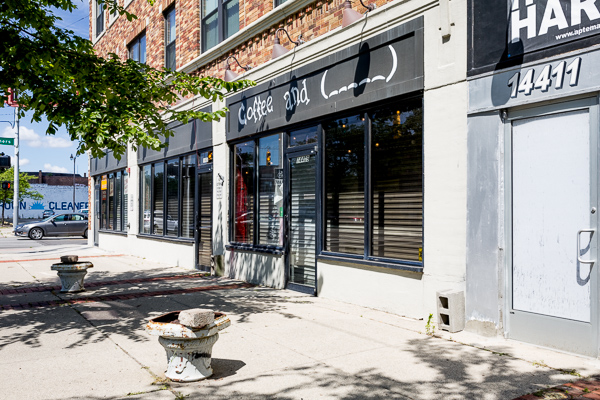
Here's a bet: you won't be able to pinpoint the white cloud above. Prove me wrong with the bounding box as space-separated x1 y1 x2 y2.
43 163 69 173
2 126 73 148
20 158 30 167
45 136 73 148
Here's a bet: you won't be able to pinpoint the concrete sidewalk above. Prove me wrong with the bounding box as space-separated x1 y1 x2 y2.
1 241 600 399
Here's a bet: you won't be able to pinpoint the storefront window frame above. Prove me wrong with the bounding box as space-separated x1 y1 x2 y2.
318 97 424 269
96 168 128 233
229 133 285 252
227 95 424 271
138 152 205 242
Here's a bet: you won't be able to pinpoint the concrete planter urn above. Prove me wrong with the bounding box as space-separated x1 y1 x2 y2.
146 309 231 382
51 255 93 293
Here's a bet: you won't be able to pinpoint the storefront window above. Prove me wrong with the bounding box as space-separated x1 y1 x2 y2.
371 105 423 261
115 171 122 231
101 174 107 229
234 141 255 243
142 165 151 234
322 98 423 265
108 173 114 230
124 173 129 230
289 126 318 147
97 170 127 232
324 115 365 255
166 159 180 236
258 134 283 245
153 163 164 235
139 153 201 240
181 155 196 238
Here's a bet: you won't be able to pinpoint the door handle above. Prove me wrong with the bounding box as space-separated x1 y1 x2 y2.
577 229 596 264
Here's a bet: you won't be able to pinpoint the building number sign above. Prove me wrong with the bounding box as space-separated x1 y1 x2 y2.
507 57 581 98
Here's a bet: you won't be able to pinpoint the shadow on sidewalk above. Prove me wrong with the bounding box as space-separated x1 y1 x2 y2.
0 287 301 349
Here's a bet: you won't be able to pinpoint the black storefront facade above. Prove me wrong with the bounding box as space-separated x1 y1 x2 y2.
90 110 215 271
466 0 600 356
89 1 470 323
91 150 129 247
221 8 468 320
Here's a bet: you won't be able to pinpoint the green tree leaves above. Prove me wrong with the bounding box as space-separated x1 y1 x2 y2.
0 0 254 160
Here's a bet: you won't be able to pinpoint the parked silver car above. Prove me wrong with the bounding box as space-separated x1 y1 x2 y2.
14 213 88 240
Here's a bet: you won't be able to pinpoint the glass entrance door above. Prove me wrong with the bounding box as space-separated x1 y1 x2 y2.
196 171 212 271
287 152 317 294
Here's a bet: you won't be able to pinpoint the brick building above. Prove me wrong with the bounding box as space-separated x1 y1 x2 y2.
90 0 468 343
25 171 87 186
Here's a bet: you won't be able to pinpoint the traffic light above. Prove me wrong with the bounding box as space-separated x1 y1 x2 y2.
266 150 271 166
0 153 10 170
1 182 11 190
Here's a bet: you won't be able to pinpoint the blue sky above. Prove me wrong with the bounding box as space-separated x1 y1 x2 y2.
0 0 90 176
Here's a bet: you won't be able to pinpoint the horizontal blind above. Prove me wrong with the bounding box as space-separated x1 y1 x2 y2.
198 172 212 269
290 155 316 287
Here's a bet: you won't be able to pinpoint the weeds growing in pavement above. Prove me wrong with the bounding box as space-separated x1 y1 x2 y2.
425 313 435 336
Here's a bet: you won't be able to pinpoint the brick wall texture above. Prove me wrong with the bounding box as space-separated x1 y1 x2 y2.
92 0 395 77
26 176 88 186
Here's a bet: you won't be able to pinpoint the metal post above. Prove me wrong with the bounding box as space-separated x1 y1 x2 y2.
70 154 76 212
13 107 19 230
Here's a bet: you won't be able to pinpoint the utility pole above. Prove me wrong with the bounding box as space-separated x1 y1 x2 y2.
70 154 77 212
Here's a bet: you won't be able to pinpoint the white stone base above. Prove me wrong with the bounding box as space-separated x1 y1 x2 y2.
56 270 88 293
158 333 220 382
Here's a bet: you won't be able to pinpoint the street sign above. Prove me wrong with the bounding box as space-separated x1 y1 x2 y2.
0 138 14 146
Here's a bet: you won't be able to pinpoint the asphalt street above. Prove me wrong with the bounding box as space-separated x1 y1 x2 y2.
0 225 87 250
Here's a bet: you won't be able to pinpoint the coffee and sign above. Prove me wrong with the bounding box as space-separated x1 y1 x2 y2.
227 18 424 140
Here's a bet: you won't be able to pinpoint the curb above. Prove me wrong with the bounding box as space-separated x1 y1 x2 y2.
0 272 210 295
0 282 254 311
513 378 600 399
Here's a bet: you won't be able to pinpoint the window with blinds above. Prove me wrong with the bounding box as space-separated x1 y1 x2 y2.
139 153 201 240
141 165 151 234
289 154 317 287
97 170 127 233
371 106 423 262
324 115 365 255
108 173 115 230
181 155 195 239
166 159 180 236
198 171 213 268
101 174 107 229
116 171 122 231
322 98 423 265
153 163 164 235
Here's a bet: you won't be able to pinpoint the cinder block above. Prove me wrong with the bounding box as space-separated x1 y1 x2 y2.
436 290 465 333
179 308 214 328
